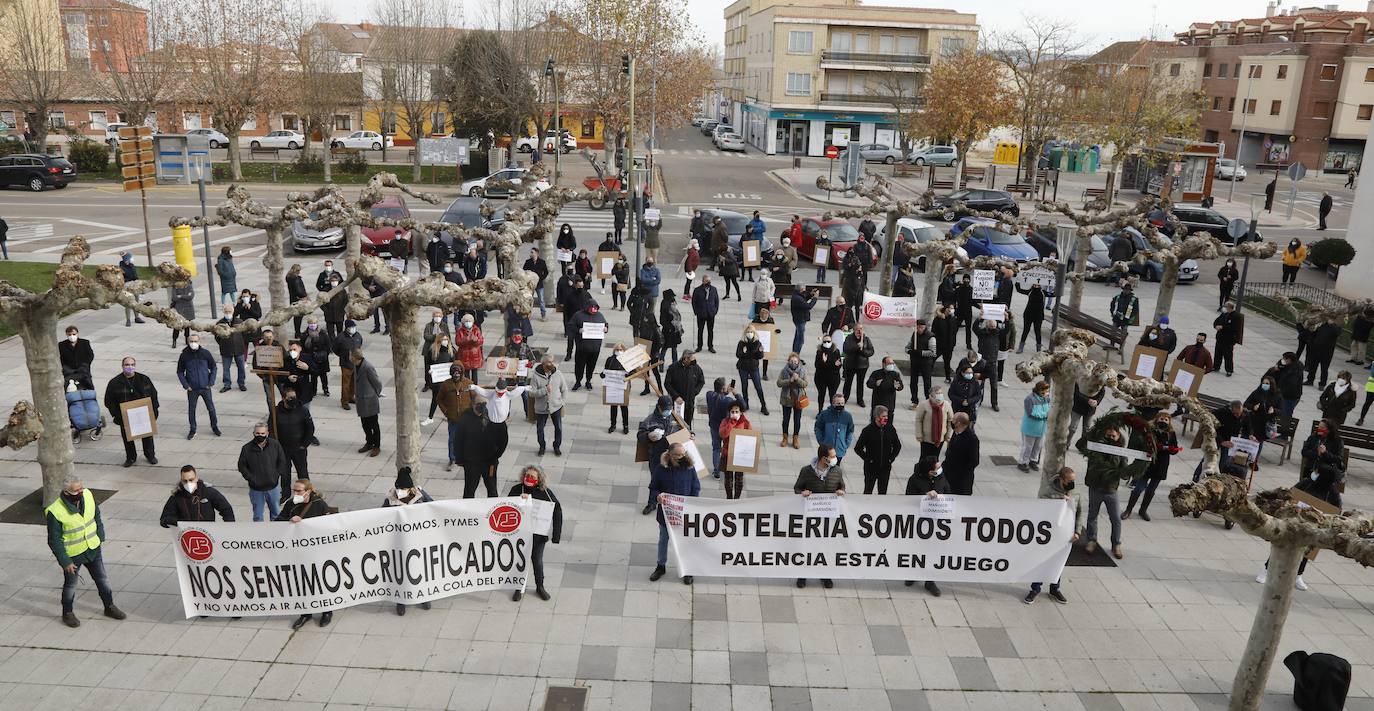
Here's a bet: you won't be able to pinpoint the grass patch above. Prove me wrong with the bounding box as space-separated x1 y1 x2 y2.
0 261 156 340
1242 293 1356 352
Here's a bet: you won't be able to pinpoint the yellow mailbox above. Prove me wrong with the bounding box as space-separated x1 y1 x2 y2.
172 224 198 277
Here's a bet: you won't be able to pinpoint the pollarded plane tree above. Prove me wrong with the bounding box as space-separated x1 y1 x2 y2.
1169 479 1374 711
0 402 44 451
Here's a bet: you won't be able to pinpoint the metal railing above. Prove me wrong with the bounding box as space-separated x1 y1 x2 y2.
820 50 931 66
1241 281 1351 310
820 93 927 107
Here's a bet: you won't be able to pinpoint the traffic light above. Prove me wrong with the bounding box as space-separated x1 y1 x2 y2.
615 147 625 170
621 53 631 74
544 58 555 77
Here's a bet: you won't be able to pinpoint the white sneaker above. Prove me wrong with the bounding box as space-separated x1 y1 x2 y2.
601 288 606 294
1254 570 1267 584
1295 576 1309 591
421 418 434 426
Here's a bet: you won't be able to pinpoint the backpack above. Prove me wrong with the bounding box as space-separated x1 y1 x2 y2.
1284 651 1350 711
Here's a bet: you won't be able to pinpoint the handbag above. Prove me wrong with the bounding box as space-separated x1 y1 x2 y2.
794 392 811 410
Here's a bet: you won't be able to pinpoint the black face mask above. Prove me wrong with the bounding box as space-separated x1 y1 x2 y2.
253 434 267 444
1062 480 1075 492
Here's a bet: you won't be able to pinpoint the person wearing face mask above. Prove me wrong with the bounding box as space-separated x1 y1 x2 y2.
932 304 958 380
232 288 262 327
814 394 856 461
350 349 384 456
738 225 761 283
59 325 95 391
735 326 768 414
556 222 578 256
381 467 435 614
1023 466 1083 605
1299 418 1345 486
1245 375 1282 451
659 289 685 363
361 276 390 334
315 259 337 292
639 257 663 311
1015 281 1046 353
285 263 309 337
301 317 333 398
1193 399 1253 486
854 405 902 494
953 274 975 350
904 456 950 596
948 365 984 424
510 465 562 601
1318 371 1357 424
665 350 705 427
469 376 528 473
1082 426 1131 559
768 240 794 287
942 412 979 495
160 465 235 528
1265 351 1305 418
274 386 314 491
213 306 248 392
216 246 237 306
750 267 775 322
1017 381 1052 472
1153 316 1178 358
453 314 485 382
705 378 738 477
281 339 316 409
775 352 809 449
421 332 456 425
790 285 818 355
1108 282 1138 335
905 321 935 406
423 309 450 350
558 273 584 358
682 239 703 296
462 243 487 282
1212 302 1241 377
915 386 954 459
119 251 145 326
611 253 632 310
573 248 593 283
1122 414 1180 521
522 249 549 320
424 232 447 275
692 274 721 352
1359 361 1374 426
794 445 846 588
1176 332 1213 373
238 421 288 520
333 319 363 409
602 343 633 433
105 357 160 466
47 475 126 628
649 443 700 584
839 248 868 324
596 232 619 284
175 333 221 439
749 307 779 378
1282 238 1307 282
1217 259 1239 311
639 394 686 508
434 362 476 470
278 479 334 629
865 356 905 423
718 401 754 499
1305 318 1343 389
570 303 609 390
841 325 874 408
169 280 196 348
717 247 742 301
813 335 843 408
320 275 347 339
531 356 570 456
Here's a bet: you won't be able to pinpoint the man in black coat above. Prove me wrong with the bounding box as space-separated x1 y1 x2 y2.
906 320 935 403
1267 352 1306 417
1154 315 1179 358
160 465 235 527
865 356 905 422
1213 303 1242 376
104 356 159 467
790 286 818 354
1069 384 1104 452
664 350 706 427
691 276 720 353
1305 321 1342 388
973 319 1003 410
1016 283 1046 353
238 422 289 520
1264 176 1277 212
853 405 902 494
315 259 340 292
569 303 609 389
274 388 315 494
954 274 974 349
821 294 854 337
1318 192 1333 230
942 413 979 495
842 325 875 407
1193 400 1252 484
523 248 550 320
59 325 95 389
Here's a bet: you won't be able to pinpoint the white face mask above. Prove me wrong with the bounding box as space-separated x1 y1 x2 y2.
292 494 306 504
746 333 756 341
324 265 333 272
433 316 442 323
289 350 300 359
885 364 896 372
67 334 77 343
730 412 741 420
462 319 474 328
823 341 833 348
189 342 200 350
242 297 250 304
182 481 197 493
395 488 410 499
444 266 452 273
440 340 449 347
347 327 357 335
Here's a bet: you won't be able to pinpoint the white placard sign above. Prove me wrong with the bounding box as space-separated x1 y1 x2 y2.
1229 437 1261 462
804 493 841 518
813 245 830 266
581 323 606 340
919 495 957 518
521 498 554 537
1085 441 1153 462
971 270 996 300
668 428 709 478
429 363 452 383
557 249 573 263
124 403 155 438
980 303 1006 322
729 431 759 470
388 258 406 272
1133 354 1158 379
1172 368 1195 394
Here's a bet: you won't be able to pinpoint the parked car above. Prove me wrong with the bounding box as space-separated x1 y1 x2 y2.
793 216 876 269
699 120 719 135
434 197 507 256
459 167 550 198
185 128 230 149
1067 234 1113 274
699 208 774 262
1101 227 1200 283
360 195 411 258
906 145 957 166
690 117 709 127
711 125 735 146
250 130 306 150
1148 206 1260 244
1022 222 1062 260
289 211 344 253
841 143 905 165
1214 158 1247 182
103 123 129 146
948 217 1038 261
718 133 746 152
0 153 76 191
877 217 968 271
331 131 392 150
931 189 1020 221
514 130 576 154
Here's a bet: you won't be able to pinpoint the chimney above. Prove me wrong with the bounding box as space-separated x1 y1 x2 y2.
1267 1 1277 17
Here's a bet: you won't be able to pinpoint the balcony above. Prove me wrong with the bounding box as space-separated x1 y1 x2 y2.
820 50 931 70
820 93 927 108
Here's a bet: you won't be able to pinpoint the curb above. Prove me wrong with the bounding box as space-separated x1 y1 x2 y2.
764 170 869 207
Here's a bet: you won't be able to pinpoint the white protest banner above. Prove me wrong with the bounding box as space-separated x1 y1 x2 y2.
980 303 1006 322
860 291 918 327
971 269 996 300
667 494 1074 583
173 499 534 618
428 363 452 384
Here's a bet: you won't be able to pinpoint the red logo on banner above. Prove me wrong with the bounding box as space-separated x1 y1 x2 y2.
488 505 522 533
180 530 214 561
497 359 508 369
863 301 882 320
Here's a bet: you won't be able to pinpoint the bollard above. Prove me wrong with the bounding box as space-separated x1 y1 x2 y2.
172 224 198 277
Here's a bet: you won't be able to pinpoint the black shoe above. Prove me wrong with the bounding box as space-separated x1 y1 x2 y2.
554 447 562 456
622 426 629 434
991 405 1000 412
796 579 806 588
213 428 222 437
536 587 551 601
822 579 833 589
134 318 146 324
650 565 666 582
123 459 135 468
358 444 372 453
420 602 431 610
1047 588 1068 604
63 612 80 627
924 581 941 597
103 605 126 620
291 614 311 630
1122 509 1133 520
708 348 716 354
1016 463 1029 472
395 603 406 616
1140 511 1151 522
642 503 655 515
146 456 158 465
571 382 582 391
318 611 332 627
322 390 330 396
512 590 523 601
904 581 914 587
238 384 247 391
219 386 231 393
187 431 196 440
1023 591 1038 605
563 355 571 362
682 576 693 585
608 425 616 433
371 329 380 334
761 407 770 416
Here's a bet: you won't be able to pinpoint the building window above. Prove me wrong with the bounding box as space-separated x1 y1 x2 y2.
241 115 257 131
830 31 850 51
48 111 66 128
0 110 16 130
1314 101 1331 119
1365 67 1374 82
430 111 446 134
1212 96 1222 111
787 31 813 54
1203 63 1212 77
1219 63 1229 78
1277 64 1287 79
1359 104 1373 120
334 114 351 131
1170 63 1181 77
879 35 894 54
1320 64 1337 81
786 72 811 95
381 112 398 134
580 120 595 139
854 33 870 52
1270 100 1281 115
1246 64 1259 79
1228 97 1236 111
898 35 919 55
941 37 965 56
88 110 107 128
1244 98 1256 114
281 114 299 131
182 112 201 130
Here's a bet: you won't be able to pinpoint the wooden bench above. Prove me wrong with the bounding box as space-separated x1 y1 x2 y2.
1082 187 1107 204
1004 182 1039 197
1309 420 1374 472
963 167 985 183
249 146 279 160
1054 304 1127 363
330 146 361 157
1180 393 1229 437
931 179 968 191
1268 414 1299 464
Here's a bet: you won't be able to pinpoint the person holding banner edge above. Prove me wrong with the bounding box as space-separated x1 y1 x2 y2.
511 465 562 601
904 455 949 597
382 467 434 615
650 443 700 585
280 479 333 628
1024 466 1082 605
794 445 846 588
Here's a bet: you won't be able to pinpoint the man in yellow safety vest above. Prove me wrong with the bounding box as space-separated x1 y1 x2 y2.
45 476 125 628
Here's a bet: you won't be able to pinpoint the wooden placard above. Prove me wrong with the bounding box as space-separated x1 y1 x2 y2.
813 245 830 266
667 428 710 478
253 344 285 371
595 251 619 280
602 372 630 406
744 324 783 360
742 241 761 267
1167 360 1206 398
725 428 762 473
119 397 157 441
1127 345 1169 381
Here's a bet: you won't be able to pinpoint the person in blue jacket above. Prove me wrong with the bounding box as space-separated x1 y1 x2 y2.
176 333 220 439
815 394 856 460
790 286 818 355
649 443 700 585
705 378 737 478
638 257 662 311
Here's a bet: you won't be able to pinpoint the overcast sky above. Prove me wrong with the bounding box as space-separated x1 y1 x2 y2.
327 0 1342 53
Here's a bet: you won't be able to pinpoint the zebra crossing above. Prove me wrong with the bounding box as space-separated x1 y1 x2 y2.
2 221 54 244
655 148 752 157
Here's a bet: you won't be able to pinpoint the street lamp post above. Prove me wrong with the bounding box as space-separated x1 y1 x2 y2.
545 58 560 187
192 156 217 307
1235 195 1261 314
1049 224 1076 335
623 53 640 268
1228 65 1257 204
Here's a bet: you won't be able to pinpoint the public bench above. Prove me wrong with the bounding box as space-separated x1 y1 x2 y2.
1082 187 1107 204
1310 420 1374 473
248 146 279 160
1054 304 1127 363
1004 182 1039 197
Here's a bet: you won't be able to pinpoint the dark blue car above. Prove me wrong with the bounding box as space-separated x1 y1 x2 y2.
949 218 1039 261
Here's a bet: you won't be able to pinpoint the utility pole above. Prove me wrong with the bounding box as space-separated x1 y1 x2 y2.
1229 66 1255 204
546 57 560 186
624 53 639 268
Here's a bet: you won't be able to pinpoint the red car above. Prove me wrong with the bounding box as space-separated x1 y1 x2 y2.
792 216 877 269
360 195 412 257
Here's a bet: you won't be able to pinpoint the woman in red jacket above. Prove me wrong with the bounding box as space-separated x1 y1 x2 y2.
718 401 753 500
454 314 485 382
681 239 701 297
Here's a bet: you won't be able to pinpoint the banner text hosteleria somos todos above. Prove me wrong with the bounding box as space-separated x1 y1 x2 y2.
664 494 1074 583
173 499 544 618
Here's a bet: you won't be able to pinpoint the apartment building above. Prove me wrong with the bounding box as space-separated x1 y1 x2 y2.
1161 4 1374 173
59 0 147 72
721 0 978 156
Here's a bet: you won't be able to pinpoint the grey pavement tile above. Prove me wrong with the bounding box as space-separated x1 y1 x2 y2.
868 625 911 657
577 644 619 680
729 651 771 686
652 681 693 711
1188 694 1227 711
609 485 642 505
950 657 999 692
560 467 590 485
589 590 627 617
770 686 813 711
759 596 797 623
656 617 693 649
886 689 932 710
694 594 728 622
629 542 658 567
971 627 1019 659
562 564 599 589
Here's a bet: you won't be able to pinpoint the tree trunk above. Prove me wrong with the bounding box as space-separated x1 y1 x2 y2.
921 260 943 323
879 211 899 297
228 132 244 181
1230 543 1304 711
322 128 333 183
20 309 74 506
386 301 422 478
262 224 287 310
954 143 966 193
1153 254 1180 324
1040 365 1076 478
1069 236 1090 311
411 143 422 182
345 224 362 286
540 223 559 301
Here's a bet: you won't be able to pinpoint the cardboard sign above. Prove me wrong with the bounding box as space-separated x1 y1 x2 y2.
1168 360 1206 397
618 344 650 373
602 381 629 406
667 428 709 478
1289 488 1340 560
726 428 761 473
580 322 607 340
971 269 996 300
253 344 284 370
388 258 406 272
596 251 618 280
429 363 452 383
644 207 661 224
1014 265 1056 289
743 242 761 267
813 245 830 266
1128 345 1169 381
556 249 573 263
485 356 519 376
119 397 157 440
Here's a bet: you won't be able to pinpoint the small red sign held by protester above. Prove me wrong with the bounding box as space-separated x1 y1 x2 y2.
825 145 839 159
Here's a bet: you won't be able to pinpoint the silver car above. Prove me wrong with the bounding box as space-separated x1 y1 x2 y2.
290 211 344 253
842 143 905 165
718 133 745 152
906 145 958 166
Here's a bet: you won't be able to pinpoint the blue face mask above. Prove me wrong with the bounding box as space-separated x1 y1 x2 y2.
963 372 974 380
660 409 672 417
1261 383 1270 391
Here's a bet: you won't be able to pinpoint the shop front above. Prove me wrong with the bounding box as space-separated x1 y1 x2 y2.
740 106 897 157
1324 140 1363 174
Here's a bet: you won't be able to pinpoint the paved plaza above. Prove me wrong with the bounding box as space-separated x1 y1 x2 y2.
1 237 1373 711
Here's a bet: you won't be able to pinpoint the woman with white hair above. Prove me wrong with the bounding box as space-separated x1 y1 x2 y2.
681 238 701 297
508 464 562 602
